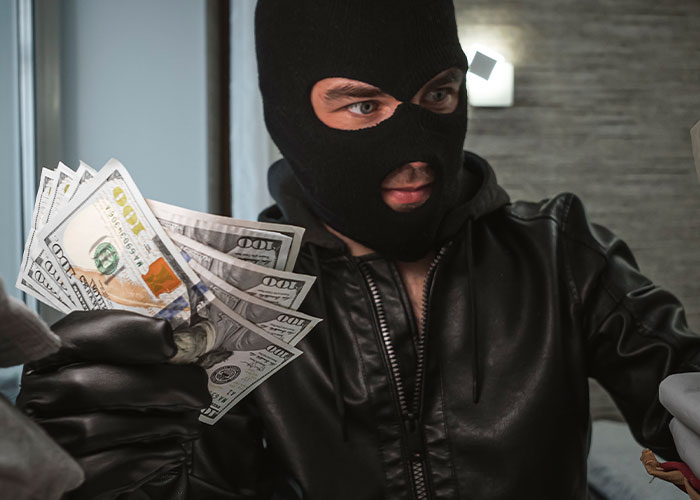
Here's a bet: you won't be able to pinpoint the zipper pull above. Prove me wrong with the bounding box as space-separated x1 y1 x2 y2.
403 412 424 458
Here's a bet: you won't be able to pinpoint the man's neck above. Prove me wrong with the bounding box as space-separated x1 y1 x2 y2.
323 224 434 326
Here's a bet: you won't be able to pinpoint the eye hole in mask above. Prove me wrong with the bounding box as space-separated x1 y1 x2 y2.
310 67 465 131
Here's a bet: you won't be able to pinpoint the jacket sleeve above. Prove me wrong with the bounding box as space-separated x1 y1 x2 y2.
560 193 700 461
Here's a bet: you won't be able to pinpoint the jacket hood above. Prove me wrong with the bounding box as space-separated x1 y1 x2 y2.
258 151 511 254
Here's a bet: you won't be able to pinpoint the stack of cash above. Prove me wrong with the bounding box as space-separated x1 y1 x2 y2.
16 158 320 424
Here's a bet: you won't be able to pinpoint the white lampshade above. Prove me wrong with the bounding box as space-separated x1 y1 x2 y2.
465 44 514 107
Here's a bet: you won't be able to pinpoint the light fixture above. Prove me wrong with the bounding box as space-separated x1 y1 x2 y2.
465 44 514 108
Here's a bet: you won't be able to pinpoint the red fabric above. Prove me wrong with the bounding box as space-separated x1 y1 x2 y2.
660 461 700 493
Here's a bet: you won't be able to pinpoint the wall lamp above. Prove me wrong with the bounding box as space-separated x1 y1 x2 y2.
465 44 514 108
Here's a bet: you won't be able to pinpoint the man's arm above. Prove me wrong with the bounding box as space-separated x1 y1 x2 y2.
17 311 279 500
561 193 700 460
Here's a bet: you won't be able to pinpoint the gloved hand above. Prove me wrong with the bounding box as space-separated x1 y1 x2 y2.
17 310 212 500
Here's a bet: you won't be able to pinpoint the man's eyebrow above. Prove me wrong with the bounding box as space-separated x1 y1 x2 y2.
426 69 464 88
323 84 388 102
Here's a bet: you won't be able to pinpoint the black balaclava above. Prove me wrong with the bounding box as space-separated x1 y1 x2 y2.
255 0 471 261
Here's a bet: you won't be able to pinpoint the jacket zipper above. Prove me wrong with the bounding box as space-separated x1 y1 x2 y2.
358 245 449 500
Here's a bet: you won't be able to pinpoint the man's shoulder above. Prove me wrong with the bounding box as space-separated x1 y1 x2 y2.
486 192 608 260
497 192 580 227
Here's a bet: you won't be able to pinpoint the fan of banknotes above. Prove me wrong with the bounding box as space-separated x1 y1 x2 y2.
16 158 321 424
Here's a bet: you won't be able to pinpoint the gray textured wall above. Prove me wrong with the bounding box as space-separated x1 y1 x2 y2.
457 0 700 331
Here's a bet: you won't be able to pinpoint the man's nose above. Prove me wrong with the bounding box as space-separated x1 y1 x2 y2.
394 161 434 182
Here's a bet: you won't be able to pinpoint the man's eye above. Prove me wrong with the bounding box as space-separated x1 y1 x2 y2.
347 101 378 115
427 89 450 102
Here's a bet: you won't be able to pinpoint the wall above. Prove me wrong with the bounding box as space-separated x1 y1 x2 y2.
37 0 209 212
230 0 276 221
0 0 24 300
457 0 700 330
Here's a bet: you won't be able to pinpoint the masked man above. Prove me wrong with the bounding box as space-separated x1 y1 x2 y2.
18 1 700 499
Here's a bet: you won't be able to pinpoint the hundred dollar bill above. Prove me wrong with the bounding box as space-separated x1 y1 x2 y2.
152 206 293 270
147 198 303 271
43 163 75 223
37 158 212 324
16 168 74 312
148 199 293 271
168 231 315 310
18 167 80 311
29 163 85 309
197 296 302 425
64 161 97 203
189 259 320 346
16 168 58 305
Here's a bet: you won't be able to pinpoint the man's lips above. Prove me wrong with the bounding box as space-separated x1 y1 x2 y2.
381 183 434 206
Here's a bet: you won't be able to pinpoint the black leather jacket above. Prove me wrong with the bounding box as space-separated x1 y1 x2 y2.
160 152 700 499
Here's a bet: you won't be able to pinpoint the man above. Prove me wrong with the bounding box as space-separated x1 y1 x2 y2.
17 0 700 498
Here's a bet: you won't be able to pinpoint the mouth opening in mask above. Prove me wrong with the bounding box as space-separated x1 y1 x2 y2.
380 161 436 212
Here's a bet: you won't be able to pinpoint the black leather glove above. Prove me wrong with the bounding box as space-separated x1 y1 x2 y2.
17 310 212 500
